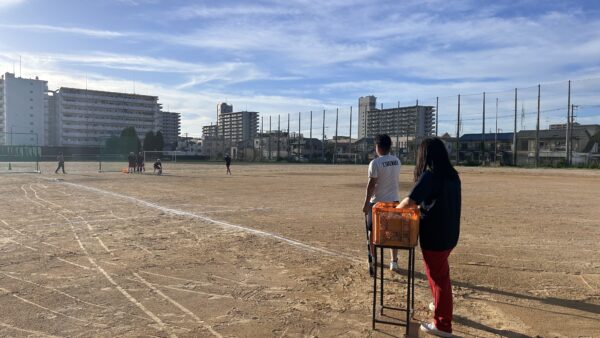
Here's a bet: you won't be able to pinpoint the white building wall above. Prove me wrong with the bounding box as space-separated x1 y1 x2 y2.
56 87 160 146
0 73 47 146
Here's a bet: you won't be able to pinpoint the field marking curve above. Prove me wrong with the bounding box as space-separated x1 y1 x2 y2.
133 273 223 338
0 321 63 338
60 181 360 263
23 183 178 338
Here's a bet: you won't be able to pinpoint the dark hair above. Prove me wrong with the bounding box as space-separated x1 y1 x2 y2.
374 134 392 152
414 137 458 182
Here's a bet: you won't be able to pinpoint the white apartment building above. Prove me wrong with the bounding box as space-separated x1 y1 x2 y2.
0 73 48 146
159 111 181 148
55 87 160 147
358 95 435 140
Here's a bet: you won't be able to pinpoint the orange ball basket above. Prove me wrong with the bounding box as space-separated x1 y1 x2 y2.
371 202 420 248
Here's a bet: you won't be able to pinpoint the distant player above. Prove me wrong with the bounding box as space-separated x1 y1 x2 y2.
224 154 232 175
153 158 162 175
127 152 136 173
363 134 401 273
54 152 66 174
137 152 145 173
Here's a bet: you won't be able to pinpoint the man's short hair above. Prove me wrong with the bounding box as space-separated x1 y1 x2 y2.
375 134 392 151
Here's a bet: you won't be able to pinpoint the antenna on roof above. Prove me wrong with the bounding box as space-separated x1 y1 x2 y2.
85 73 88 90
19 55 21 78
133 80 136 94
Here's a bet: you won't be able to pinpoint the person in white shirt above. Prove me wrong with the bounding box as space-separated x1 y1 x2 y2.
363 134 402 272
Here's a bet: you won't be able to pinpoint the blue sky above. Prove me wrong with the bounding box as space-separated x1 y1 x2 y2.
1 0 599 137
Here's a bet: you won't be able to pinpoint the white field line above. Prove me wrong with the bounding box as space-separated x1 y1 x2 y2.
7 238 38 252
21 215 160 229
0 272 156 323
23 184 177 338
579 275 595 291
56 257 92 270
11 293 104 327
57 211 177 338
133 273 222 338
0 321 63 338
29 184 69 211
60 181 359 262
20 184 46 208
132 243 154 255
1 272 103 309
159 285 233 300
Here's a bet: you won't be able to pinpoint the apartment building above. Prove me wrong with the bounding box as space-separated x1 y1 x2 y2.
358 95 435 140
0 72 48 146
54 87 160 147
160 111 181 147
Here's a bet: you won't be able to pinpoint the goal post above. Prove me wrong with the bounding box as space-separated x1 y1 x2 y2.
0 145 41 173
98 153 128 173
143 151 180 164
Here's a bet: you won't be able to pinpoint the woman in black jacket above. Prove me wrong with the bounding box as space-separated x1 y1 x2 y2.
397 137 461 337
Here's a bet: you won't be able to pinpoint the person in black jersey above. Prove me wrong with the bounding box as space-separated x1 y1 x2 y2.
224 154 232 175
136 152 145 173
397 137 461 338
153 158 162 175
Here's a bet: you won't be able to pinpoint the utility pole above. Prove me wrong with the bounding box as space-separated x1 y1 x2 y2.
566 80 571 165
435 97 439 136
260 116 264 161
349 106 352 159
322 110 325 161
482 92 486 164
513 88 518 166
269 116 272 160
287 113 290 158
333 108 338 164
535 85 540 167
495 98 498 164
571 104 578 162
298 112 301 158
309 111 313 160
415 99 419 163
456 95 460 164
396 101 400 156
277 114 281 160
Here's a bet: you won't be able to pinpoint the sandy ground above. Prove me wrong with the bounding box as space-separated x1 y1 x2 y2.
0 162 599 337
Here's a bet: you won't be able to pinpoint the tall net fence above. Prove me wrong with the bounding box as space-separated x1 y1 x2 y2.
245 77 600 167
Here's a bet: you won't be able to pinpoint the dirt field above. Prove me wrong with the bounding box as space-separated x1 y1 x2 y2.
0 162 599 337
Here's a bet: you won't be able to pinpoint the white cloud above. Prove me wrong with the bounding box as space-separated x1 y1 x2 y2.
169 4 299 20
0 24 126 38
0 0 25 8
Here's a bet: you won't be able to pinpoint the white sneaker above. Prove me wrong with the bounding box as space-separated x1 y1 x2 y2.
429 302 435 311
389 261 399 271
420 322 452 337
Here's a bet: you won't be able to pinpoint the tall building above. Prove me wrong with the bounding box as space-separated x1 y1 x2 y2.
218 110 259 144
159 111 181 148
359 95 435 140
54 87 160 147
358 95 377 139
217 102 233 121
0 73 49 146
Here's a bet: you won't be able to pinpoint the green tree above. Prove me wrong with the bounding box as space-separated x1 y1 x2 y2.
103 136 121 154
120 126 141 154
143 131 156 151
155 131 165 151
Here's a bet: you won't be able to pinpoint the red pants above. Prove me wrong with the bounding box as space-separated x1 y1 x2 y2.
422 249 453 333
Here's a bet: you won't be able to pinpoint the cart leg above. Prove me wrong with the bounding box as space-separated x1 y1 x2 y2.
372 246 377 329
380 247 384 315
406 249 412 337
411 248 415 313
